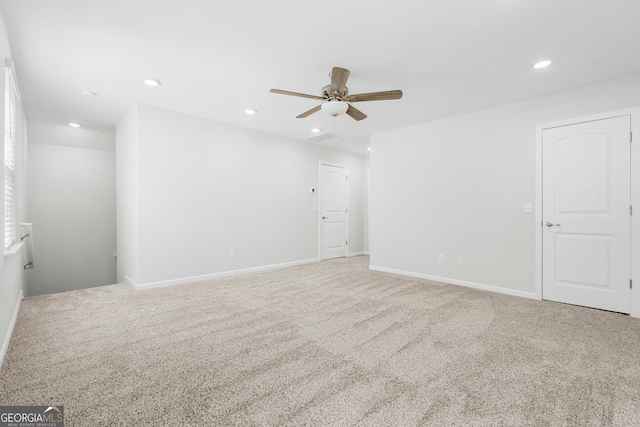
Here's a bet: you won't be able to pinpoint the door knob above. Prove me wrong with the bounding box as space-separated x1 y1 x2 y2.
546 221 561 227
322 216 327 219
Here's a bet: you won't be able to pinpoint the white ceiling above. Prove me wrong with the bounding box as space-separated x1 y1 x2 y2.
0 0 639 155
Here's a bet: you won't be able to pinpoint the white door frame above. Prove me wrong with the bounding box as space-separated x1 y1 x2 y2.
534 107 640 318
318 161 350 259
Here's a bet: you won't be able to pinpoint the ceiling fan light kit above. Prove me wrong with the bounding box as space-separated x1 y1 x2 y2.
270 66 402 121
321 100 349 117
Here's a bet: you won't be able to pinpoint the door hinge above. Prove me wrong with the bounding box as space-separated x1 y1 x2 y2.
631 279 633 289
345 208 348 213
631 132 633 143
345 176 348 181
631 206 633 216
346 240 348 245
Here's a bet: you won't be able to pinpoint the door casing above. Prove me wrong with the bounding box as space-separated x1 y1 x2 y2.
318 161 349 260
535 108 640 318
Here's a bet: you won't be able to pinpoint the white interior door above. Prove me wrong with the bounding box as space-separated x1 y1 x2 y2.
542 116 631 313
320 164 348 260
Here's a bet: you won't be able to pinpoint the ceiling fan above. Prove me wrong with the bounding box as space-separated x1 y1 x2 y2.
270 67 402 121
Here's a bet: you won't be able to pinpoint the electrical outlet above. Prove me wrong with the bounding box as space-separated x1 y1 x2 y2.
229 249 236 258
457 256 464 266
438 254 444 263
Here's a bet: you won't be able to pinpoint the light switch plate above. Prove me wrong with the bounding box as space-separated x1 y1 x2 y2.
524 202 533 213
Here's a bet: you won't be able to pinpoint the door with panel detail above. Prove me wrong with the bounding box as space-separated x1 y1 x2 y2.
542 116 631 313
320 164 348 260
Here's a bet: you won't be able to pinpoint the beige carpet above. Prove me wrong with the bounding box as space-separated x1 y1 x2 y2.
1 256 640 426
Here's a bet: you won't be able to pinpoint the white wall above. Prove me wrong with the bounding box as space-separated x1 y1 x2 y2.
116 105 139 284
118 103 365 287
0 8 28 366
364 154 370 254
27 122 116 296
370 74 640 294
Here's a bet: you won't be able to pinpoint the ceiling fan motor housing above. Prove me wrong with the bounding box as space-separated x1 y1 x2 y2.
321 84 348 100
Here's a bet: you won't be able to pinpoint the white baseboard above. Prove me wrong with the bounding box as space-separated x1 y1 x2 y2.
127 258 321 290
364 251 370 256
368 265 538 300
1 289 23 369
347 252 364 258
124 275 138 288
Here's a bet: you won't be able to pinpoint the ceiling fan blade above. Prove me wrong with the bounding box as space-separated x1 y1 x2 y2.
331 67 350 90
345 104 367 121
270 89 325 101
296 105 321 118
345 90 403 102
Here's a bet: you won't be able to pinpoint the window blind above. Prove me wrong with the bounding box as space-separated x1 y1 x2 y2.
4 66 17 250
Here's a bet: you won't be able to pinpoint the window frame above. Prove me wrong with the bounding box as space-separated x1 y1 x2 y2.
4 63 18 252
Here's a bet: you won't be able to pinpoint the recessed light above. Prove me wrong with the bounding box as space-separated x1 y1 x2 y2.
367 147 371 151
143 78 161 87
533 60 552 69
311 128 321 133
82 90 97 96
245 109 257 115
69 123 80 128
